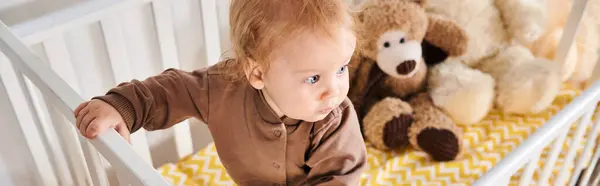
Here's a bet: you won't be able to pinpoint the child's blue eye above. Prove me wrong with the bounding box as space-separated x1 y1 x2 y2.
337 65 348 75
305 75 320 84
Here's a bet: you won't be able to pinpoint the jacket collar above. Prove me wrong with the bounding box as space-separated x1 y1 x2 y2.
253 88 301 125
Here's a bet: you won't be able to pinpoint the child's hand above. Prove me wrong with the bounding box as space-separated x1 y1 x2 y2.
74 100 130 143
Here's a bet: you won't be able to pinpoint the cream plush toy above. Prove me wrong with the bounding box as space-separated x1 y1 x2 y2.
423 0 563 125
529 0 600 88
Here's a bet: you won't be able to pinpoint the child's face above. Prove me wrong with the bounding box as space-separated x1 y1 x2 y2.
250 27 356 122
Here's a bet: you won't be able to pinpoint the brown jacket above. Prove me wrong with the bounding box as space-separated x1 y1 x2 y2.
94 62 367 186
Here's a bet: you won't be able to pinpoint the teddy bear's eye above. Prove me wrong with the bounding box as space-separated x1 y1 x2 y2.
400 38 405 44
383 42 390 48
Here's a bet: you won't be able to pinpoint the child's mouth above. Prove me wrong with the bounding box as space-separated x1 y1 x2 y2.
317 98 338 114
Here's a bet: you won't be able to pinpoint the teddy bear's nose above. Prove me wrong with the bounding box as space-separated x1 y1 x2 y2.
396 60 417 75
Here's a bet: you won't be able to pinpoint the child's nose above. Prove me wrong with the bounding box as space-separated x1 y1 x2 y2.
320 86 340 101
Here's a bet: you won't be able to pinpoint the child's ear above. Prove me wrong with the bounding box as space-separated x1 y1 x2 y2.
244 58 265 89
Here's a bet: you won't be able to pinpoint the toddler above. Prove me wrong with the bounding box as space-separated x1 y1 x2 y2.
74 0 367 185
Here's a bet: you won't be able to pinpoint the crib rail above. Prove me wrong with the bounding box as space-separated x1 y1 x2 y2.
0 21 170 185
473 80 600 186
0 0 222 185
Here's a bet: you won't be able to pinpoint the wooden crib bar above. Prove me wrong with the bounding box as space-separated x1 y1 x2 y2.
0 54 60 185
41 32 114 185
0 0 224 184
0 19 169 186
569 110 600 186
151 0 194 160
0 20 168 185
100 12 154 166
474 82 600 186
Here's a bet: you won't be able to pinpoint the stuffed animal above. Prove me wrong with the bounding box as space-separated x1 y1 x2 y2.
348 0 468 161
528 0 600 89
423 0 563 125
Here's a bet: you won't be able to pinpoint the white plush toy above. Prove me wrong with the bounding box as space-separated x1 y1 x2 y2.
529 0 600 89
423 0 563 125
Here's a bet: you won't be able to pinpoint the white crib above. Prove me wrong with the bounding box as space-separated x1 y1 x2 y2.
1 0 599 185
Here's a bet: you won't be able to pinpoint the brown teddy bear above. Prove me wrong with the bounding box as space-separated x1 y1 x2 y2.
348 0 468 161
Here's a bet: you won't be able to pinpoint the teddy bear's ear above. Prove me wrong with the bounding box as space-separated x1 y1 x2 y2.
422 40 449 66
423 14 468 60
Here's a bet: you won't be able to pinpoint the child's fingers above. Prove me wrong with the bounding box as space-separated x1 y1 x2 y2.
85 119 103 139
75 106 90 129
79 114 96 137
74 101 89 118
115 124 131 144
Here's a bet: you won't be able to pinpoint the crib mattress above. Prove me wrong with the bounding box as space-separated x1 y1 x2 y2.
158 85 595 186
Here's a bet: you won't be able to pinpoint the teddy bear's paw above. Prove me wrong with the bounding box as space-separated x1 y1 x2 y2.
496 59 562 114
417 127 460 161
382 114 414 149
428 62 495 124
363 97 414 150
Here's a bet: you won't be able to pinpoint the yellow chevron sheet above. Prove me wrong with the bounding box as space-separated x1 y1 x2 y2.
158 85 597 186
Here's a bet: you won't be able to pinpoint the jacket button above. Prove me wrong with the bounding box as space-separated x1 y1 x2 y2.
273 128 282 138
272 162 280 169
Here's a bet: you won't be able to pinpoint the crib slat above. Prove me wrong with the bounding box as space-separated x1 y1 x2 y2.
498 175 510 186
115 168 146 186
554 108 594 185
578 142 600 185
42 36 95 186
0 54 58 186
15 45 74 186
554 0 589 64
151 0 194 158
46 100 96 186
100 15 154 166
567 110 600 186
518 151 541 186
0 21 170 186
24 79 75 186
539 127 570 186
42 36 109 186
200 0 221 66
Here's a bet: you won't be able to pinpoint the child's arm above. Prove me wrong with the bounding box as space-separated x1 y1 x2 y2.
302 99 367 185
74 68 210 139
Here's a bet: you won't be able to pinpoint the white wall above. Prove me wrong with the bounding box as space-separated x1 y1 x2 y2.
0 0 232 185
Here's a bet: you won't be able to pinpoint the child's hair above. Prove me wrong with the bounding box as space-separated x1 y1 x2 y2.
224 0 355 80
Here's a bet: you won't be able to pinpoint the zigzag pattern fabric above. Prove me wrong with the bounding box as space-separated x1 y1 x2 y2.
158 85 596 186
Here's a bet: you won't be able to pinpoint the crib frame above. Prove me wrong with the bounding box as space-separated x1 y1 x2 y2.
0 0 599 185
